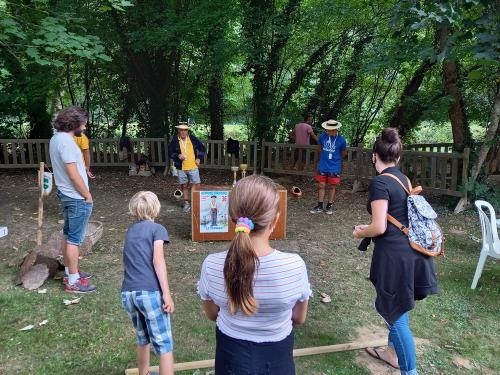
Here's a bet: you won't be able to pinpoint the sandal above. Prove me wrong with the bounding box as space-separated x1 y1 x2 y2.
365 347 400 369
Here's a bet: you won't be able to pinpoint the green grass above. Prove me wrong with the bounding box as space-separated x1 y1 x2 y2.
0 172 498 375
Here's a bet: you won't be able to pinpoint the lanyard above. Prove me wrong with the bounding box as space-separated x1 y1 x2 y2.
328 135 338 150
179 137 188 157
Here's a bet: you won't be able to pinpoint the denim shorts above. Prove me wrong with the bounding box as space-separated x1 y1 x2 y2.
177 168 201 185
121 291 174 355
57 190 93 246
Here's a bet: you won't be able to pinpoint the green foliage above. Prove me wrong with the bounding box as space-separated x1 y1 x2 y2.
461 176 500 210
0 0 496 182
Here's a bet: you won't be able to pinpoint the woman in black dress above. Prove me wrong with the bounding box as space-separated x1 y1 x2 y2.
353 128 438 375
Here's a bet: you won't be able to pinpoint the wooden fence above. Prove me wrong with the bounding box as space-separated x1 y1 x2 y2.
261 142 470 198
0 138 259 171
404 143 453 153
0 138 469 198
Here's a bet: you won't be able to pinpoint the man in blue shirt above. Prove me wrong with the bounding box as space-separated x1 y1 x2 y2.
310 119 347 214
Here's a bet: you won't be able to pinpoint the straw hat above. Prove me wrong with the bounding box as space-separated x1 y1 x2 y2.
321 119 342 130
175 122 190 130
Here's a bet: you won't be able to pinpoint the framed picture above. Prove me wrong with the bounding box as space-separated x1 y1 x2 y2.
191 185 287 242
200 191 229 233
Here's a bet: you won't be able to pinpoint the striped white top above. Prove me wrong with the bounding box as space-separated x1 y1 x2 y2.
198 249 312 343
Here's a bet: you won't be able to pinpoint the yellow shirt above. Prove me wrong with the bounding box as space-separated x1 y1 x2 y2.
74 134 89 165
74 133 89 151
179 136 197 170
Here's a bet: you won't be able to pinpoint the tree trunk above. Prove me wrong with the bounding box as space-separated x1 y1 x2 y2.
470 83 500 182
27 66 53 139
454 83 499 213
444 59 472 151
66 58 76 106
208 70 224 140
439 23 472 151
327 35 372 120
388 60 436 137
83 63 92 137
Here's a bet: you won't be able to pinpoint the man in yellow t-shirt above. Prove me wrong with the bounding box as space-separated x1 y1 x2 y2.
168 122 205 213
74 132 95 179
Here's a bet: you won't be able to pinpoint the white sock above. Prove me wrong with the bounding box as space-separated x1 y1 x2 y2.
68 273 79 286
65 267 69 276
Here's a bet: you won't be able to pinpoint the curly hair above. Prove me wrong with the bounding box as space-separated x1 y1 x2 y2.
53 106 88 132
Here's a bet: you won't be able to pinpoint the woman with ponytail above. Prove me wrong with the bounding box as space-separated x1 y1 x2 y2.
353 128 438 375
198 175 311 374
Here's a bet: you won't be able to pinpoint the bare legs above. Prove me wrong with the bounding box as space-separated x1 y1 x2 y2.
61 238 79 274
137 344 174 375
318 182 336 204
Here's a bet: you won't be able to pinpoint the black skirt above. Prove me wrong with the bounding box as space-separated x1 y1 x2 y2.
368 167 439 325
215 327 295 375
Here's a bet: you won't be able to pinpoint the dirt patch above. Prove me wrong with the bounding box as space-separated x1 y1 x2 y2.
452 356 475 370
354 325 432 374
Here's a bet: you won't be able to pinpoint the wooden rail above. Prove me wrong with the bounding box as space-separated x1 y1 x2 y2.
0 138 259 172
404 143 453 153
0 138 469 198
261 142 470 198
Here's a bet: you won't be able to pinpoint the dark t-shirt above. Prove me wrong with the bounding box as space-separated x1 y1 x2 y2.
367 167 438 325
122 220 169 292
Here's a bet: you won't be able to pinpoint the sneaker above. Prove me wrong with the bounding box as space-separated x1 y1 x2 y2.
325 204 334 215
65 278 97 293
63 269 92 284
182 202 191 213
310 204 324 214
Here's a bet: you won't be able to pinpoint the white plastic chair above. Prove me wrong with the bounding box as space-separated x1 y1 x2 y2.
471 200 500 289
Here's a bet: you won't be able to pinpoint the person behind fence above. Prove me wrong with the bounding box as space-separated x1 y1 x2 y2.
310 119 347 215
74 130 95 179
352 128 438 375
197 175 312 375
289 112 318 169
49 106 96 293
121 191 175 375
168 122 205 213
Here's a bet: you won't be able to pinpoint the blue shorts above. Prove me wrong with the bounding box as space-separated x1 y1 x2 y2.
177 168 201 185
57 190 93 246
121 291 174 355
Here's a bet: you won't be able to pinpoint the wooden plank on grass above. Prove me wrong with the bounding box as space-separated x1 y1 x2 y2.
124 339 387 374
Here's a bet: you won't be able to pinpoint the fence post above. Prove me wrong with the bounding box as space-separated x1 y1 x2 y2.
462 147 470 201
253 139 258 174
352 143 363 193
454 147 470 213
259 139 265 175
163 134 170 177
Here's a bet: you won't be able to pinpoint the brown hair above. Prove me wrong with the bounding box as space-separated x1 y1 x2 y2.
372 127 402 163
224 175 280 315
53 106 88 132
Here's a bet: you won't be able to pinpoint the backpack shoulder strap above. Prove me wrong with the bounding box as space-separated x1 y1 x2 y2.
387 214 409 236
380 173 412 195
381 173 411 237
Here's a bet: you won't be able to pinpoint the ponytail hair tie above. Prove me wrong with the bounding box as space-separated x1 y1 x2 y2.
235 217 254 234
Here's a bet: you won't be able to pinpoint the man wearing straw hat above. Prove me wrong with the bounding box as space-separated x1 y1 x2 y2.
168 122 205 213
310 119 347 215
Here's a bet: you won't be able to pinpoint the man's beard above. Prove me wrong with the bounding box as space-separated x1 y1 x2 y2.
74 129 83 137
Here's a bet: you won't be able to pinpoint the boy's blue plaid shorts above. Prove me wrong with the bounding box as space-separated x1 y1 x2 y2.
121 291 174 355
